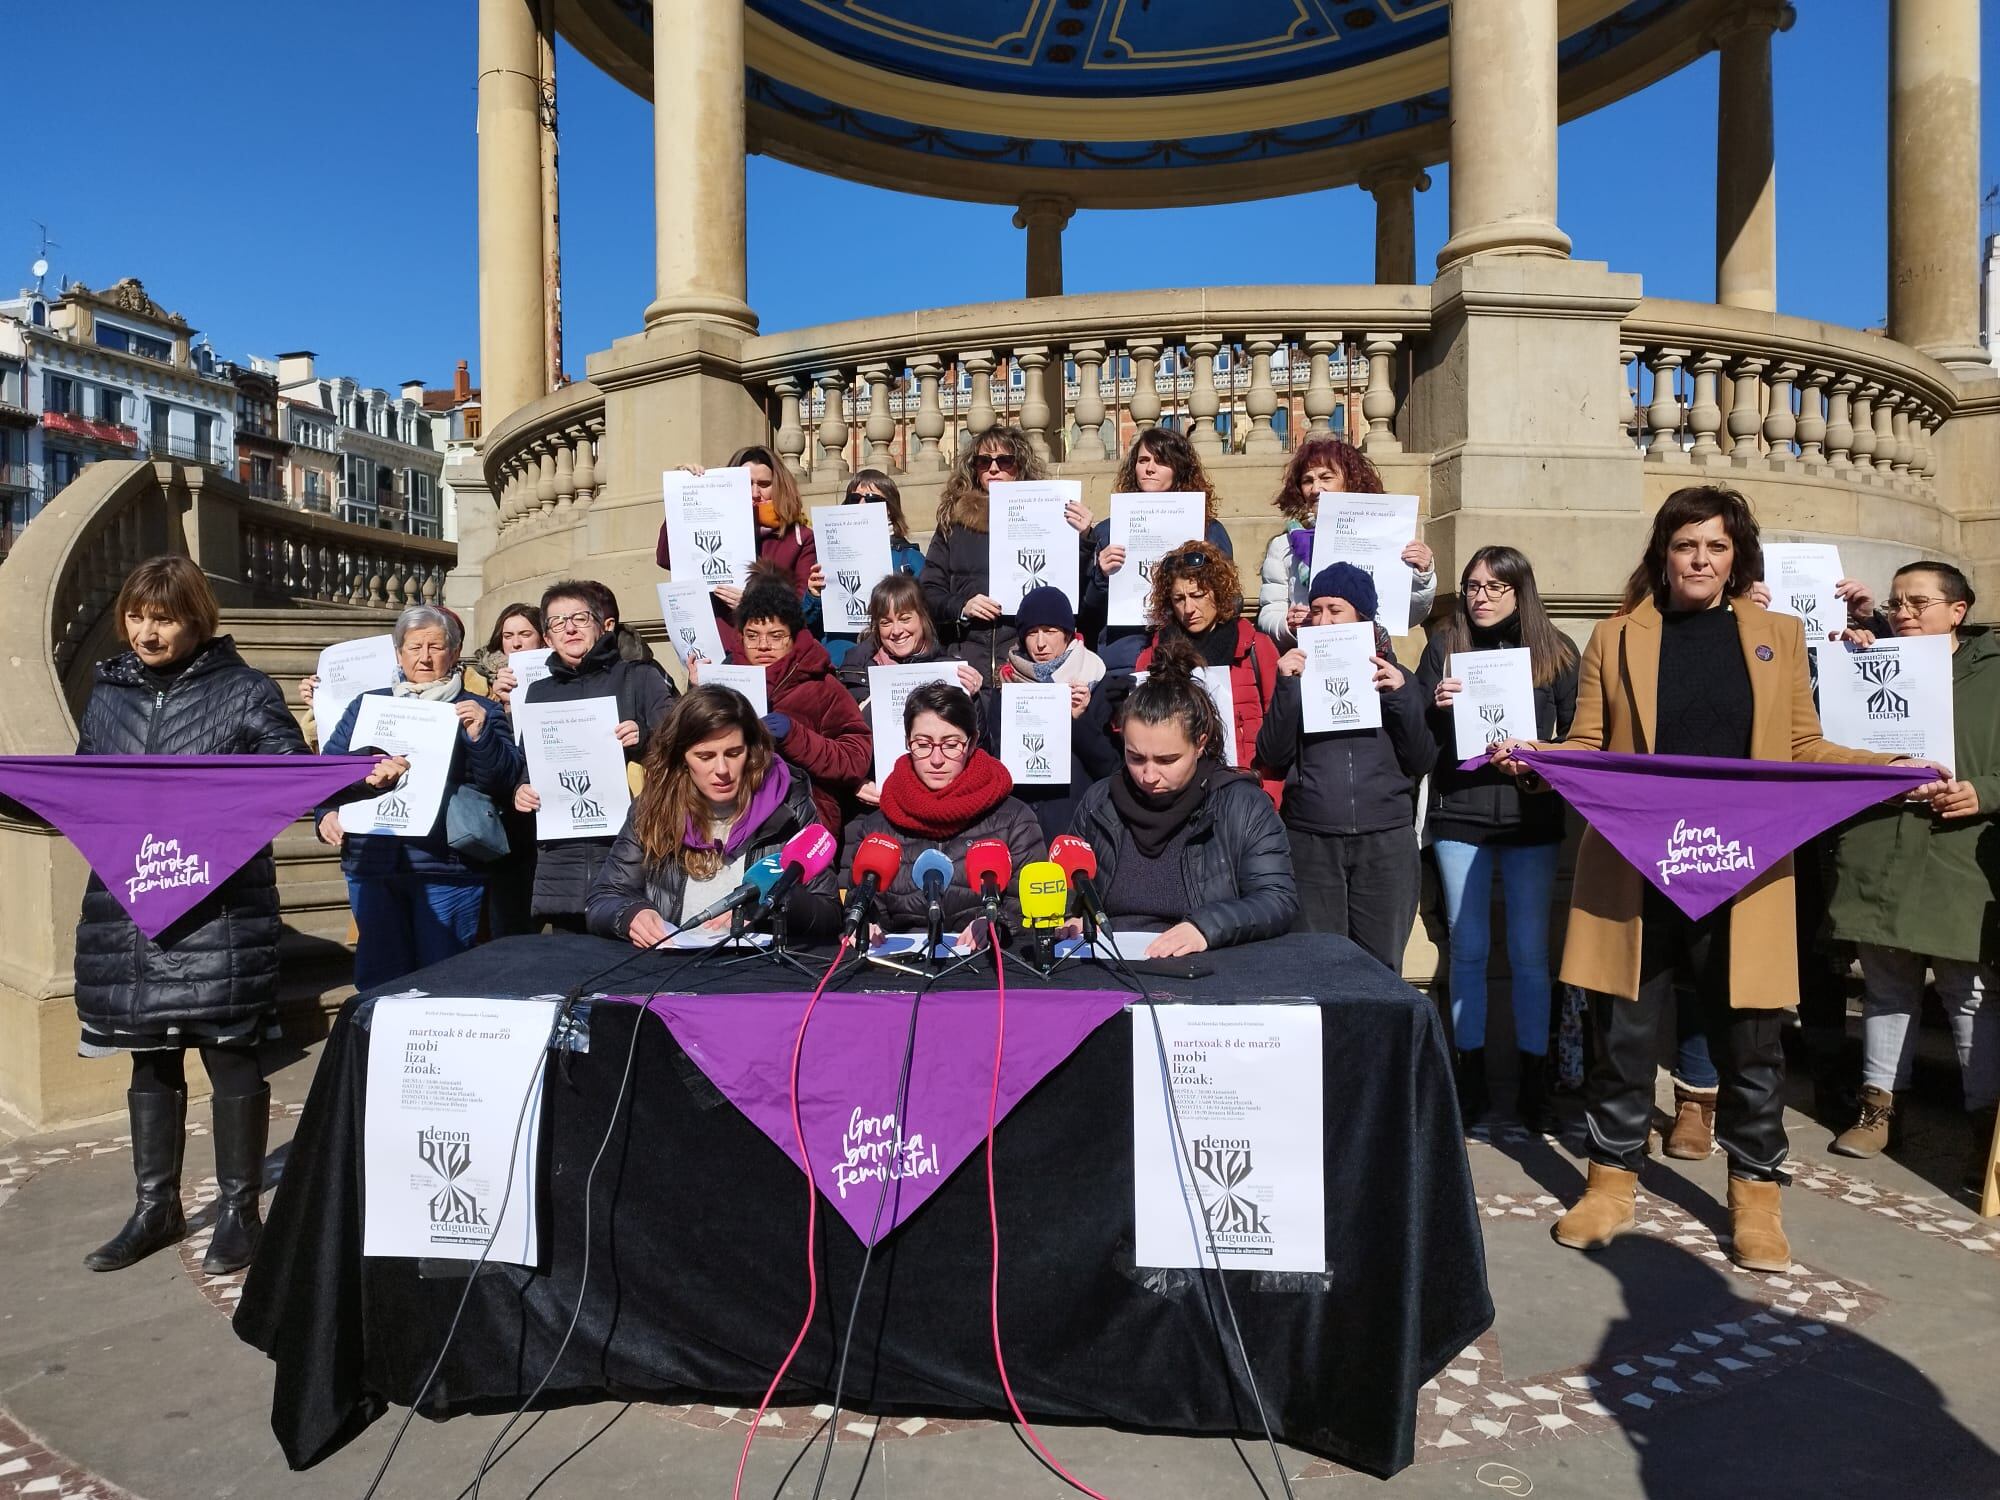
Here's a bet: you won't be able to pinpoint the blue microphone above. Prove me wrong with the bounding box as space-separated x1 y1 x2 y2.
674 852 784 932
912 848 954 960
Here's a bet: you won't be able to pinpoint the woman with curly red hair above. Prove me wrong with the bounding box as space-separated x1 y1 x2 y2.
1255 437 1435 650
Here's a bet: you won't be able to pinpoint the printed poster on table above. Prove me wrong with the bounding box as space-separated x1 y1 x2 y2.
1450 647 1539 760
867 662 959 784
507 648 554 695
662 466 756 589
1136 665 1238 765
1131 1003 1325 1273
1764 543 1845 640
315 633 396 743
1812 635 1956 774
515 697 633 840
1309 493 1421 636
999 682 1072 785
1297 623 1382 733
657 580 727 669
336 696 459 837
812 501 894 635
363 996 559 1264
1108 491 1206 628
989 479 1082 610
701 663 770 717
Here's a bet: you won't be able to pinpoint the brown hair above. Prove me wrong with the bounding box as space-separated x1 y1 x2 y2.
1435 546 1578 689
1620 485 1763 615
1121 636 1226 765
936 425 1044 536
1273 437 1382 522
1893 560 1975 608
856 574 939 657
540 578 619 625
845 468 912 544
115 556 220 644
630 686 778 878
483 602 543 655
732 444 804 530
1146 539 1244 633
1115 427 1219 524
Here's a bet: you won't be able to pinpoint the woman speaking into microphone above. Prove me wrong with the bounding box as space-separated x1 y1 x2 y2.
1492 486 1948 1271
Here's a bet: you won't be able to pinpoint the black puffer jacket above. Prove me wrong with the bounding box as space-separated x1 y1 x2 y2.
919 521 1097 686
1415 629 1577 846
1071 771 1299 949
838 796 1047 933
73 637 307 1034
1255 672 1437 836
584 769 840 940
516 632 677 917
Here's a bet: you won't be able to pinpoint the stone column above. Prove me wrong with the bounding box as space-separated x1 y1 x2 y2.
1360 163 1432 284
1889 0 1986 370
477 0 549 427
1437 0 1572 267
1013 194 1076 299
643 0 756 332
1714 3 1793 311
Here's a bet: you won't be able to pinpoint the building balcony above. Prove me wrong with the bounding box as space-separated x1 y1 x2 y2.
42 410 139 449
145 432 229 470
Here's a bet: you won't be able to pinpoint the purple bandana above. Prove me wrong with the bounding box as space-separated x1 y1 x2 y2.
1461 748 1931 919
622 987 1129 1244
683 758 794 858
0 754 377 938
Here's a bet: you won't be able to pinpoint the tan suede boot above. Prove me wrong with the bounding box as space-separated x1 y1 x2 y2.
1552 1163 1638 1251
1664 1084 1718 1159
1830 1085 1895 1159
1726 1178 1792 1272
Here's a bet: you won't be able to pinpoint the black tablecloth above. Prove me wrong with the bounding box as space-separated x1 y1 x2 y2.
234 932 1492 1478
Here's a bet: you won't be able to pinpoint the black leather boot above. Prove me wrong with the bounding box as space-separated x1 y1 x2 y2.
1454 1048 1489 1127
85 1090 187 1272
1517 1051 1549 1134
203 1086 270 1275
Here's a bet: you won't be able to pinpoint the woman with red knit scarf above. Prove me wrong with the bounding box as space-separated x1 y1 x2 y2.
838 680 1045 936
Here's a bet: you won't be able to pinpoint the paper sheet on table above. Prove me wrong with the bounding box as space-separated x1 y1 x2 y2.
999 682 1073 785
1055 929 1165 960
1108 492 1206 628
701 663 770 717
337 696 458 837
1450 647 1538 761
315 634 396 743
812 502 894 635
989 479 1082 610
867 662 959 784
1812 634 1956 774
515 696 632 840
1764 543 1845 640
1310 493 1421 635
657 580 727 669
662 466 756 589
1297 624 1383 733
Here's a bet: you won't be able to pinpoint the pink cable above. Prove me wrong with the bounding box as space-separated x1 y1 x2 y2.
731 934 852 1500
984 920 1114 1500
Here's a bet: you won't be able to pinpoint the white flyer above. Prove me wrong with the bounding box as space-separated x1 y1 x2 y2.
1297 623 1383 733
999 682 1073 785
515 696 634 840
336 696 460 837
657 580 727 669
812 501 894 635
362 996 559 1264
1451 647 1539 761
1812 635 1956 774
1135 666 1238 765
662 466 757 589
1764 543 1846 640
1131 1003 1325 1273
1310 493 1422 636
989 479 1082 611
507 648 555 695
1108 491 1206 628
701 663 770 717
866 662 960 784
314 633 397 743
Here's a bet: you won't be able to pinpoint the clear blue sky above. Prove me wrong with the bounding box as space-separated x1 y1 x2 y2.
11 2 1996 391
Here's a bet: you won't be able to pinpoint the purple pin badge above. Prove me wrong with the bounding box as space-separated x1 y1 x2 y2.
1755 644 1774 661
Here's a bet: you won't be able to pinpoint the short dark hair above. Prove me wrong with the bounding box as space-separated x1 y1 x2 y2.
903 680 978 739
540 578 618 625
1894 560 1975 608
1621 485 1763 614
735 570 806 637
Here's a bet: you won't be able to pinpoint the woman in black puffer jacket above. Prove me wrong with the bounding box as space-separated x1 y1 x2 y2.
73 558 397 1278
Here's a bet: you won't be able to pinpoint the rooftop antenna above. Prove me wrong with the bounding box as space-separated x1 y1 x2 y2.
29 222 57 294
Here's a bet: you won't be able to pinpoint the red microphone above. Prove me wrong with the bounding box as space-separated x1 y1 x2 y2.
841 832 903 941
964 838 1013 916
1048 834 1106 935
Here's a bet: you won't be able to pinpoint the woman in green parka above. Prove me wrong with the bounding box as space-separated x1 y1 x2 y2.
1826 562 1999 1193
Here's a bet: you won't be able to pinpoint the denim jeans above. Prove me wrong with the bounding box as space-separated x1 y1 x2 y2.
1433 839 1560 1055
348 875 486 993
1858 944 2000 1110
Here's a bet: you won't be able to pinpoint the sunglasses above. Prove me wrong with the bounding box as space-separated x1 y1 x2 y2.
975 454 1018 472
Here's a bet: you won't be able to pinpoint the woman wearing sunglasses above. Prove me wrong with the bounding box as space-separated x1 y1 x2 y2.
919 426 1096 687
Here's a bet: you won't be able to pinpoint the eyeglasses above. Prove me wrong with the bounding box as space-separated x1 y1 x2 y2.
1884 595 1947 615
974 454 1018 472
1461 580 1514 599
907 735 970 759
545 611 599 631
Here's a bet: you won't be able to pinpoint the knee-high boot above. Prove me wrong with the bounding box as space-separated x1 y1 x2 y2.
85 1090 187 1272
202 1087 270 1275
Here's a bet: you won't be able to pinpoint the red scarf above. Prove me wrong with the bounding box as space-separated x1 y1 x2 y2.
878 748 1014 840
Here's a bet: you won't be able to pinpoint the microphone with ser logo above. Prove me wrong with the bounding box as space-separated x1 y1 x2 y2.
1017 860 1069 967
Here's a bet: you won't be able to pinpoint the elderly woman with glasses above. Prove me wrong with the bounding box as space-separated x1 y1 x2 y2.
317 605 524 991
919 426 1097 686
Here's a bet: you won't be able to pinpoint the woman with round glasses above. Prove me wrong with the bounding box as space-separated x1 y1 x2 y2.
838 680 1045 938
918 426 1095 686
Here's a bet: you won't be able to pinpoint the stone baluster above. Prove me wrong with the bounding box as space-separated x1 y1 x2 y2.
1762 362 1799 465
815 369 851 481
569 420 597 508
1620 346 1642 443
1186 338 1223 458
1871 386 1899 476
1795 369 1829 466
909 356 946 470
1361 334 1404 456
1241 335 1282 454
772 376 807 475
1687 353 1726 461
1725 355 1766 460
860 363 897 470
1303 333 1341 435
1645 348 1688 459
1849 383 1879 474
959 351 996 456
536 441 559 518
1016 346 1053 460
1068 342 1109 461
1911 407 1937 482
1824 376 1856 469
1127 339 1163 429
1890 397 1915 477
552 436 577 514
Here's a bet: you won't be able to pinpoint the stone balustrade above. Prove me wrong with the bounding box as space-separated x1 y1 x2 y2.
483 379 605 536
239 509 452 615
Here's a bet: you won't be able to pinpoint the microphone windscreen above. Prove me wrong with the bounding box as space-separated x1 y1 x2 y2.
1048 833 1099 882
1017 861 1069 926
781 823 838 881
912 848 954 889
746 852 785 894
964 838 1013 893
851 831 903 888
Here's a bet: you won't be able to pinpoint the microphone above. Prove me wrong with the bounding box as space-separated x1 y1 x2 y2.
912 848 953 958
965 839 1013 920
1049 834 1107 939
673 851 784 932
1017 861 1068 930
841 832 903 942
747 824 837 925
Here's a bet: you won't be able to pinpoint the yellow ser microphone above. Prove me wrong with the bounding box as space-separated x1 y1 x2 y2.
1017 861 1070 929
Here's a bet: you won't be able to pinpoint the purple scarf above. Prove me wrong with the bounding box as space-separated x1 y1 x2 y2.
683 757 794 858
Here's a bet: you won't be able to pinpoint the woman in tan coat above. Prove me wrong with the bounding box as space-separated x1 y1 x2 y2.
1493 486 1948 1271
